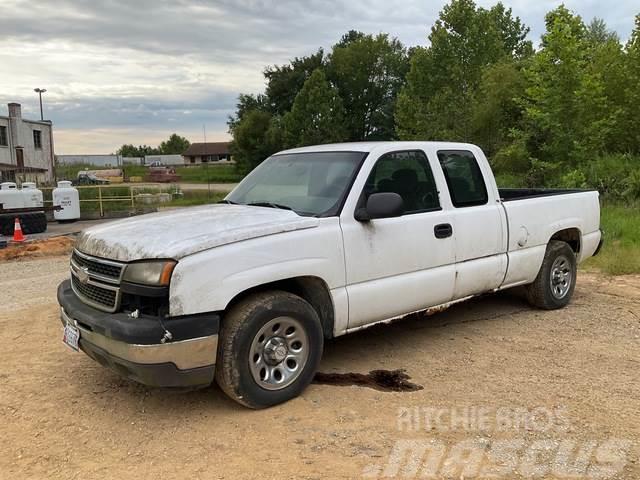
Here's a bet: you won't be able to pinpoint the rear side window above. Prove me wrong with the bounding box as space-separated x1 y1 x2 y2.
437 150 488 207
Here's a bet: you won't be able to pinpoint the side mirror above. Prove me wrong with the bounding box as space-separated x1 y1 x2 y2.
355 192 404 222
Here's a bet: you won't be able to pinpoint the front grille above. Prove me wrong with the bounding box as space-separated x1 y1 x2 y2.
72 250 123 280
70 250 124 312
71 274 117 310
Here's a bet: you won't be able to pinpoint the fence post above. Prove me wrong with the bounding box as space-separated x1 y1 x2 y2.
98 186 104 218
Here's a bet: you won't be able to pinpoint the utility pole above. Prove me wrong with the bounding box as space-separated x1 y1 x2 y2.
34 88 47 120
203 124 211 201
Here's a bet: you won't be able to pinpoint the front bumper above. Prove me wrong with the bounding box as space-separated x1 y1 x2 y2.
58 280 219 388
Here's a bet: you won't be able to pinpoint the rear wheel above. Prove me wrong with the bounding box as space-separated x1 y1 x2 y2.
526 240 577 309
215 290 324 409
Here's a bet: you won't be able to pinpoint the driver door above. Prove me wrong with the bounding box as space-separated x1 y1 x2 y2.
340 150 456 329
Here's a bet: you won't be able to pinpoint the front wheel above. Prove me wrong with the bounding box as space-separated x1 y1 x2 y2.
526 240 577 310
215 290 324 409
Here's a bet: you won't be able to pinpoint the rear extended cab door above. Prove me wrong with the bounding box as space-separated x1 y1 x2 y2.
423 144 509 299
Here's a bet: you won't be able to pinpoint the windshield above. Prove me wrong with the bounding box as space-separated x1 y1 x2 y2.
227 151 367 216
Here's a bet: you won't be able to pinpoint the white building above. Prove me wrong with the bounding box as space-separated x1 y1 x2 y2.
56 154 122 167
56 155 146 167
0 103 54 184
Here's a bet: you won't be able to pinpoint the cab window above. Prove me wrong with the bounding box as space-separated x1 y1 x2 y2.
437 150 488 207
362 150 440 214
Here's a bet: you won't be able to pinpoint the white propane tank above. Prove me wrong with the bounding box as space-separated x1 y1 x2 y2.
21 182 44 208
0 182 25 210
53 181 81 221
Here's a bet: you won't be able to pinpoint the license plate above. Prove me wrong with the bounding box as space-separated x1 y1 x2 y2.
63 322 80 351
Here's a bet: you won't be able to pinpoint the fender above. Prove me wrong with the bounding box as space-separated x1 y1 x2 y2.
168 219 346 317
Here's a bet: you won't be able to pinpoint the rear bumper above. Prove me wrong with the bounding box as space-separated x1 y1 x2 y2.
58 280 218 388
593 230 604 257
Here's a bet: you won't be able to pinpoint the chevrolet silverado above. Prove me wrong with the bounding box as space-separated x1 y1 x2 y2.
58 142 602 408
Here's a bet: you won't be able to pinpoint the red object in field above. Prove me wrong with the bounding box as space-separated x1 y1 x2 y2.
144 167 181 183
12 217 25 242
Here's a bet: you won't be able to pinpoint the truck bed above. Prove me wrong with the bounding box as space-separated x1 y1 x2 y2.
499 188 593 202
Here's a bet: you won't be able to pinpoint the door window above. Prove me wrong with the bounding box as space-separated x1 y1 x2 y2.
437 150 488 207
362 150 440 214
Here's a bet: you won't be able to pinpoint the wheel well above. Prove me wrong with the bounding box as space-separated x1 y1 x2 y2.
225 277 335 339
550 228 581 253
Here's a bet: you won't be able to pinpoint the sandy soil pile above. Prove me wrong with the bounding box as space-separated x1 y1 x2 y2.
0 236 75 262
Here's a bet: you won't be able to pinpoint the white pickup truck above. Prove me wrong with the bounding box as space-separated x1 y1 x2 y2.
58 142 602 408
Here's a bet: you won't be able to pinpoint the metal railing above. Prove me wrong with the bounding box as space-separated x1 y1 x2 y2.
40 183 176 218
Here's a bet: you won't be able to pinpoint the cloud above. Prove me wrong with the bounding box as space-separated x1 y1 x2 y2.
0 0 637 153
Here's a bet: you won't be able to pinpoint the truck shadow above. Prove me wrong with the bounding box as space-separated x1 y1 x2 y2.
72 288 531 412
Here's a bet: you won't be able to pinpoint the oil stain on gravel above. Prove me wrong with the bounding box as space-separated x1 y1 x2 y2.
313 369 423 392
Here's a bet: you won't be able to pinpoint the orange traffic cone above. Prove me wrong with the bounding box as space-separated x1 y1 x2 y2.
12 217 25 243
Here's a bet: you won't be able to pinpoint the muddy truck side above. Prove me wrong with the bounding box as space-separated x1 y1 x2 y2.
57 141 602 408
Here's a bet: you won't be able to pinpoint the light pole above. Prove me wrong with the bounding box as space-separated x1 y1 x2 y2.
34 88 47 120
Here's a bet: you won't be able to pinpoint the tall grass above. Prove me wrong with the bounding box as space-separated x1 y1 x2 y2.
582 203 640 275
175 165 242 183
55 162 243 184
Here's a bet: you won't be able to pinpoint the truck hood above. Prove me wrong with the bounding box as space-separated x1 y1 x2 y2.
75 204 319 262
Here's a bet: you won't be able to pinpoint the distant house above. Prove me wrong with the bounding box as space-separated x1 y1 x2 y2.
0 103 54 184
182 142 233 165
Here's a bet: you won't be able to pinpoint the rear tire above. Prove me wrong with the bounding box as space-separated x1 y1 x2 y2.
20 212 47 234
215 290 324 409
526 240 576 309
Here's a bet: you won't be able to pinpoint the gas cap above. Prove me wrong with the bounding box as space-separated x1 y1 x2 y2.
517 226 529 247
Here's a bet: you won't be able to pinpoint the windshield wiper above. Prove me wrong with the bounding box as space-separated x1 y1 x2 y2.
246 202 294 211
217 199 238 205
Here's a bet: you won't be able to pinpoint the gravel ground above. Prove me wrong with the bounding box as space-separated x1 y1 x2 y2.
0 257 638 479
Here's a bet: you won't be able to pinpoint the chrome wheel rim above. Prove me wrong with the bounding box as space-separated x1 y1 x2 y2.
249 316 309 391
550 255 572 299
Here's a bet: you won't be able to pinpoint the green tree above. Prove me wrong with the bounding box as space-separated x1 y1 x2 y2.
585 18 620 45
585 20 626 151
395 0 532 141
263 49 325 116
622 15 640 153
229 110 282 174
227 93 269 131
471 60 527 159
327 33 408 140
158 133 190 154
521 6 614 172
116 144 159 157
283 69 347 147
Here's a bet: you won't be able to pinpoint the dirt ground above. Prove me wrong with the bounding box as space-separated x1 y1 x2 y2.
1 256 638 479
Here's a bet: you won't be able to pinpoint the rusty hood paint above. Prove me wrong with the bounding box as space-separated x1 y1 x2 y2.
75 204 319 261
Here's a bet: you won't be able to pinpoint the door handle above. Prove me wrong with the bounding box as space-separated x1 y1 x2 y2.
434 223 453 239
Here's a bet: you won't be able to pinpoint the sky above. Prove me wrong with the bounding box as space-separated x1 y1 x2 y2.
1 0 637 154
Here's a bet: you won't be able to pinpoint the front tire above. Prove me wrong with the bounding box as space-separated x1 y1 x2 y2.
215 290 324 409
526 240 577 309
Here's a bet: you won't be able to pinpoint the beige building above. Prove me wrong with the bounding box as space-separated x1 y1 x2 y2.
0 103 54 184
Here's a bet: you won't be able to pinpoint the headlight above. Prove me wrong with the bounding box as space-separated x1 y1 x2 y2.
122 260 177 286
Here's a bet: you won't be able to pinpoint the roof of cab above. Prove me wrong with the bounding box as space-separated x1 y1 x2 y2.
275 141 477 155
